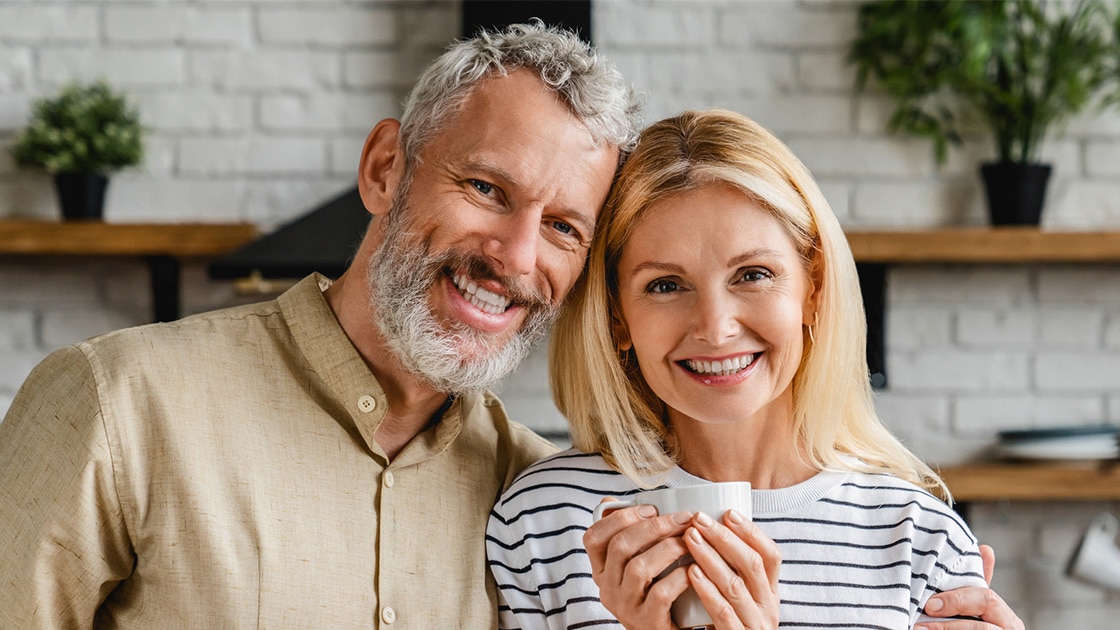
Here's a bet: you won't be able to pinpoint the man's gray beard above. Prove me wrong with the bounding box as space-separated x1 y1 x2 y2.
367 199 560 394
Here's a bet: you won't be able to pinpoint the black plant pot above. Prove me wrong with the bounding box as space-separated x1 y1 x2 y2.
53 172 109 221
979 162 1051 226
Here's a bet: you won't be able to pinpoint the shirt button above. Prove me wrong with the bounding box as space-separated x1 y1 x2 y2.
358 395 377 413
383 471 395 488
381 606 396 624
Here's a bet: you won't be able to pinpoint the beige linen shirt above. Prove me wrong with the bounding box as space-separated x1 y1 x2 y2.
0 274 557 629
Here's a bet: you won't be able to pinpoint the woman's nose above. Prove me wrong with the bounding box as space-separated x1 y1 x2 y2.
692 292 742 344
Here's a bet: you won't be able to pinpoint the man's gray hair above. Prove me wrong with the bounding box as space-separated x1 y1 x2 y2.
399 20 643 166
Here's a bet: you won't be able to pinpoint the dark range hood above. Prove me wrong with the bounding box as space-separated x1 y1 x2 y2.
207 1 592 282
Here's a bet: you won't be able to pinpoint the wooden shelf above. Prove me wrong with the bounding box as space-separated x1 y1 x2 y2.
0 219 257 257
846 227 1120 263
940 462 1120 502
0 219 259 322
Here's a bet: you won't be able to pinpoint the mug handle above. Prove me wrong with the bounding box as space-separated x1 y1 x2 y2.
592 499 645 522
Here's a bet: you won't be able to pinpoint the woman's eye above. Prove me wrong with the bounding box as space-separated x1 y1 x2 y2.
647 279 679 294
739 269 771 283
469 179 493 195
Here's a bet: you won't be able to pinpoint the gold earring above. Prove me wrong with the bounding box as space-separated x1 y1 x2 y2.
808 325 815 344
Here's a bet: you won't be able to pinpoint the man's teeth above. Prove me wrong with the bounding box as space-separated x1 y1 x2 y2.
452 274 512 315
686 355 755 376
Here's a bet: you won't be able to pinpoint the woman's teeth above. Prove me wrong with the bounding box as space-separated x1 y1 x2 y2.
685 354 756 376
452 274 512 315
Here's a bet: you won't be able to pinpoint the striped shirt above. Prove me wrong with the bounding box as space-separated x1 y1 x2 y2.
487 449 985 629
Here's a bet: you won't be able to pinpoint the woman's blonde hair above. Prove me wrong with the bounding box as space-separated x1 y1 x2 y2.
550 108 947 497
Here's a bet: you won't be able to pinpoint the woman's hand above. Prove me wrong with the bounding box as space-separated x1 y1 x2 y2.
584 499 781 629
583 499 694 629
684 509 781 629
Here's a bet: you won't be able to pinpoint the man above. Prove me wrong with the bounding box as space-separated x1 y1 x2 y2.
0 22 1020 629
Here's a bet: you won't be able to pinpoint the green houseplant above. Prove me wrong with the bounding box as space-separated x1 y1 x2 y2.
850 0 1120 225
11 81 144 220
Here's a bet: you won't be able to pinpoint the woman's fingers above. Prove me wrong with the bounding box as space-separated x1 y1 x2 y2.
683 510 781 629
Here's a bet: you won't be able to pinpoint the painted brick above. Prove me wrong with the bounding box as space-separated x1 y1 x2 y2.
1038 267 1120 306
1106 312 1120 349
0 261 101 306
344 51 435 89
888 349 1030 392
594 0 715 47
816 181 850 222
955 395 1106 430
797 51 857 91
886 305 952 350
260 92 401 132
0 48 33 90
0 6 97 42
258 8 396 46
0 308 35 352
0 178 55 218
719 95 851 136
719 3 856 48
957 308 1038 347
179 137 326 176
639 50 795 97
137 92 252 133
330 135 365 176
190 50 339 90
1035 352 1120 391
1039 307 1105 349
106 6 252 46
788 137 934 178
240 178 358 226
135 135 176 176
39 49 186 88
103 176 249 222
852 180 986 227
1047 181 1120 228
0 93 33 131
41 308 139 348
0 350 50 407
888 267 1033 306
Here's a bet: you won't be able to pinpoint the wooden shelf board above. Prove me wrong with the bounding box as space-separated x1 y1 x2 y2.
939 462 1120 502
846 227 1120 263
0 219 258 257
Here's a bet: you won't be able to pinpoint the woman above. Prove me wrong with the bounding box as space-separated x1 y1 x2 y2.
486 109 987 629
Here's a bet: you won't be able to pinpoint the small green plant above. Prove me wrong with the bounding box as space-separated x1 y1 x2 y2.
850 0 1119 164
11 81 144 175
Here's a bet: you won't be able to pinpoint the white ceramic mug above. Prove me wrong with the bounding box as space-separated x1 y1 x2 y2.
1067 512 1120 592
592 482 753 629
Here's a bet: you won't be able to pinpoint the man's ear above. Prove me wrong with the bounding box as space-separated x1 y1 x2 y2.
357 118 405 217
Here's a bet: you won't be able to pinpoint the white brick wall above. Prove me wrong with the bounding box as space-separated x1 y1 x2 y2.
2 0 1119 625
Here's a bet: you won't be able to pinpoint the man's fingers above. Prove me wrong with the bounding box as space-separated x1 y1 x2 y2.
979 544 995 585
921 586 1024 630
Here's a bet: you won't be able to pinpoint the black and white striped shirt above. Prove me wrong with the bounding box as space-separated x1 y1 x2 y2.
487 449 985 629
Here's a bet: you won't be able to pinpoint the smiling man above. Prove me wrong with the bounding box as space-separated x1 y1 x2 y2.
0 23 639 629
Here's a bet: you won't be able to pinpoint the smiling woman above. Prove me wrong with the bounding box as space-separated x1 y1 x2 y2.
486 109 993 630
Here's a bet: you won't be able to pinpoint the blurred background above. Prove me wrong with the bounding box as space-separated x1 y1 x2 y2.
2 1 1119 626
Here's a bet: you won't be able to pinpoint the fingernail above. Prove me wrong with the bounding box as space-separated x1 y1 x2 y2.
695 511 714 527
688 527 703 544
672 511 692 524
726 509 745 524
925 597 943 612
637 505 657 518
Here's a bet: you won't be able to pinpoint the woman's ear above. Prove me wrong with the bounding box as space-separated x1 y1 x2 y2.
357 119 405 217
612 312 633 352
802 253 824 327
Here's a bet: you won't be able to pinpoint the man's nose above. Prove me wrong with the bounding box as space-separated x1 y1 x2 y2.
482 208 540 277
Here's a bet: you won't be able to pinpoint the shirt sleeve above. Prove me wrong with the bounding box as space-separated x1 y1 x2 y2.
914 536 989 625
486 499 547 630
0 346 134 628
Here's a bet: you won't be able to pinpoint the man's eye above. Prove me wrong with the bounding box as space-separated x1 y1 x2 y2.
647 279 679 294
550 221 574 236
469 179 493 195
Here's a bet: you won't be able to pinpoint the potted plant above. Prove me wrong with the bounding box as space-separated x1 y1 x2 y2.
849 0 1119 225
11 80 144 220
